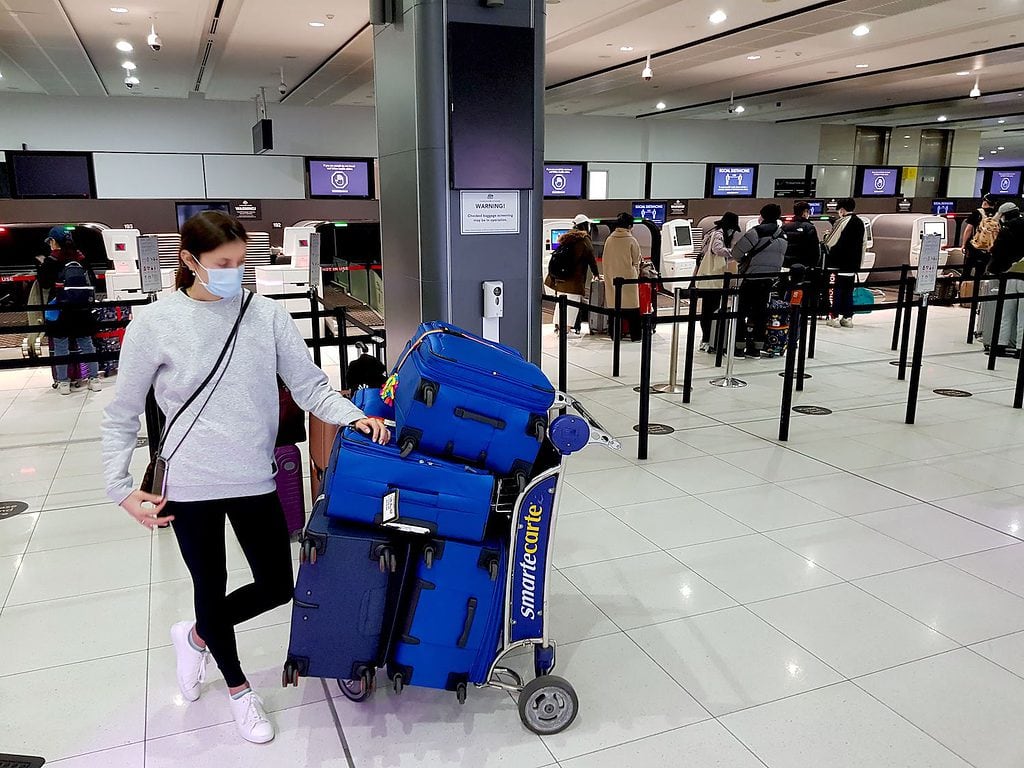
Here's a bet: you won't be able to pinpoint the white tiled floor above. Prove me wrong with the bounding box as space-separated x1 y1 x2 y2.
4 304 1024 766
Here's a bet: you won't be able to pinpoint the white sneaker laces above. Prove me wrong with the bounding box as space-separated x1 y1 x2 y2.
243 692 268 727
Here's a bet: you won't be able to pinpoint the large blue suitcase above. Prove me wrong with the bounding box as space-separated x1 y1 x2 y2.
323 427 506 544
284 499 409 685
393 322 555 481
388 539 507 694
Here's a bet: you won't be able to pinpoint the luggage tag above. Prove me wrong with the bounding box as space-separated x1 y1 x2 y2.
380 489 432 536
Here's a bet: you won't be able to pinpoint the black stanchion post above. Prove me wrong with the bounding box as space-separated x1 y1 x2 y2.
807 268 820 360
906 294 930 425
557 294 569 394
898 277 915 381
637 313 654 461
309 288 322 368
796 286 810 393
337 307 350 391
892 265 908 352
715 273 730 368
612 278 624 378
778 288 803 442
1014 337 1024 409
988 276 1007 372
683 283 697 404
967 270 982 344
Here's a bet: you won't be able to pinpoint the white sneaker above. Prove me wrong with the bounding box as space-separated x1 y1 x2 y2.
170 621 209 702
840 317 854 328
825 318 841 328
229 688 275 744
699 342 709 352
57 381 71 395
87 377 102 392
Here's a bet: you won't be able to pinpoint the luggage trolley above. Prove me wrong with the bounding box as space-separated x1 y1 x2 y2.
480 392 620 735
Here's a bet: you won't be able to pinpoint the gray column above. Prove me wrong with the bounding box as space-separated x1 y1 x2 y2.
373 0 545 363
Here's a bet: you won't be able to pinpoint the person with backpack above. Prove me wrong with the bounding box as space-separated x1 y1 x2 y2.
782 201 821 269
695 211 739 352
963 193 999 281
981 203 1024 355
731 204 787 358
545 214 599 335
36 226 101 394
822 198 867 328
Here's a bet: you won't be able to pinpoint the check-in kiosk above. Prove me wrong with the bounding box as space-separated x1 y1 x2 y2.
660 219 698 279
282 226 318 266
104 229 175 300
867 214 955 283
588 218 663 270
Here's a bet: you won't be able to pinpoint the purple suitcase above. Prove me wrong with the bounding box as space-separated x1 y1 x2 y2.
275 444 305 534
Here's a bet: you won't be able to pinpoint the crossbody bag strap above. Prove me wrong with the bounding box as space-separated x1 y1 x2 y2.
155 291 254 455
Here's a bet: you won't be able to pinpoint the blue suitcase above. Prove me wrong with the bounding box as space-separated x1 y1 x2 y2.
352 386 394 421
323 427 505 544
283 499 409 690
388 539 507 696
393 322 555 482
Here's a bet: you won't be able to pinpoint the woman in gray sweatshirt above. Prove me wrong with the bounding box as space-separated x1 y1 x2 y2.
102 211 388 745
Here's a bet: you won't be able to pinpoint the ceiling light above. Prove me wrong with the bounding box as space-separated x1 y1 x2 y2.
980 156 986 161
115 40 133 52
122 61 136 70
970 77 982 98
937 115 948 122
903 135 911 139
956 71 971 76
734 104 745 113
619 46 634 52
904 145 909 148
747 55 761 60
308 21 325 27
110 6 129 12
855 63 869 69
998 146 1005 150
991 150 998 154
852 24 870 36
709 9 728 24
641 53 652 81
656 101 666 110
998 119 1007 124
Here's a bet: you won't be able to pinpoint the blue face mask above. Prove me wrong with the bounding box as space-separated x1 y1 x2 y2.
195 260 245 299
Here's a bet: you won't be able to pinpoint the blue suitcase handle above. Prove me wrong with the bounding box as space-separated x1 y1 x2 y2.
399 578 435 645
454 407 506 430
457 598 478 649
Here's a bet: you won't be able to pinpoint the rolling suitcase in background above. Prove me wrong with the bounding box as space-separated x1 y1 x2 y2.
764 299 790 358
49 336 90 388
393 322 555 484
274 444 305 534
283 499 410 694
388 538 507 699
588 280 608 334
322 428 509 544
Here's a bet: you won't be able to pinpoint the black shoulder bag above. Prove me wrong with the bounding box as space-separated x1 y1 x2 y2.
738 230 783 275
141 291 254 497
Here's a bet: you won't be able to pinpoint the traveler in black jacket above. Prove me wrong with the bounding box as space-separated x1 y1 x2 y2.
782 201 821 269
989 203 1023 276
731 204 787 358
822 198 866 327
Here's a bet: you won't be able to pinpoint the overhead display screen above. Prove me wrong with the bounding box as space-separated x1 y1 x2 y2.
707 165 758 197
859 167 901 196
176 202 231 232
543 163 586 198
632 202 667 226
931 200 956 215
8 152 96 199
307 158 374 199
989 169 1023 196
806 200 824 216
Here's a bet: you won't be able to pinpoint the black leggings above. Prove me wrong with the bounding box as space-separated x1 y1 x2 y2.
698 289 724 345
167 492 294 688
832 275 856 319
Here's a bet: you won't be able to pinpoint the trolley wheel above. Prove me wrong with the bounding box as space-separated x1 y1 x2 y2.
337 669 375 703
518 676 578 736
456 682 468 705
424 546 434 569
282 661 300 688
393 673 405 695
488 558 500 582
399 437 416 459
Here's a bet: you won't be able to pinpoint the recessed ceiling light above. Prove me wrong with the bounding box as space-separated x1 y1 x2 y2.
110 6 129 12
991 150 998 154
709 9 728 24
308 21 326 27
619 46 634 51
904 145 909 148
115 40 133 52
998 146 1005 150
122 61 136 70
903 135 911 139
998 119 1007 123
855 63 869 68
125 75 139 85
656 101 666 110
852 24 870 36
956 71 971 76
734 104 745 113
747 55 761 60
937 115 948 122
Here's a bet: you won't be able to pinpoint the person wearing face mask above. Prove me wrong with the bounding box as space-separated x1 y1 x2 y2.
695 211 740 352
101 211 389 745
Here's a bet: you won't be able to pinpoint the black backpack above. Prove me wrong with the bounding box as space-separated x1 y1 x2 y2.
548 242 575 281
57 260 95 305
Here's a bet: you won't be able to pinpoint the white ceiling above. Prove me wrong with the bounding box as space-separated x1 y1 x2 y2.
1 0 1023 158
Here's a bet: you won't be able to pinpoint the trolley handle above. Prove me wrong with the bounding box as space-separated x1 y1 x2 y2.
553 391 621 450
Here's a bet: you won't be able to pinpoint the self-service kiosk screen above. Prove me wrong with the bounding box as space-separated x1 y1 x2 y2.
307 159 373 199
176 201 230 231
932 200 956 215
806 201 824 216
550 229 569 248
671 223 692 248
8 151 96 199
707 166 757 197
989 169 1023 196
543 164 585 198
922 221 947 239
632 202 667 226
859 167 901 196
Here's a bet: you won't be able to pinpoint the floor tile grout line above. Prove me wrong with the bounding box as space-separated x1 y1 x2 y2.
321 678 357 768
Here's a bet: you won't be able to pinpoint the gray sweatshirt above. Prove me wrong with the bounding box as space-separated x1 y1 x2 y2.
102 289 364 504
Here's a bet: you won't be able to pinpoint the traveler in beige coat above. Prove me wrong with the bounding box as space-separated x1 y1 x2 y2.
601 212 642 341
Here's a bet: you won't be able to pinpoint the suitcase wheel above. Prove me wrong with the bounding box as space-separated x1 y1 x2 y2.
282 661 300 688
529 417 547 443
393 672 405 695
424 546 435 569
456 682 468 705
399 437 417 459
378 549 398 574
518 675 578 736
418 382 438 407
337 669 375 703
488 558 500 582
300 539 317 565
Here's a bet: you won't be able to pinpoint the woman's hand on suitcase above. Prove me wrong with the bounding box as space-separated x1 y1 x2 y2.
353 418 391 445
121 490 171 530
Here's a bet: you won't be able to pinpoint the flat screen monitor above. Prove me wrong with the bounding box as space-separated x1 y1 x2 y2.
806 200 824 216
670 222 693 248
707 165 758 197
543 163 586 199
549 228 570 247
858 166 902 197
7 151 96 199
989 169 1023 197
306 158 374 199
922 221 947 239
176 201 231 232
632 202 667 226
931 200 957 215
